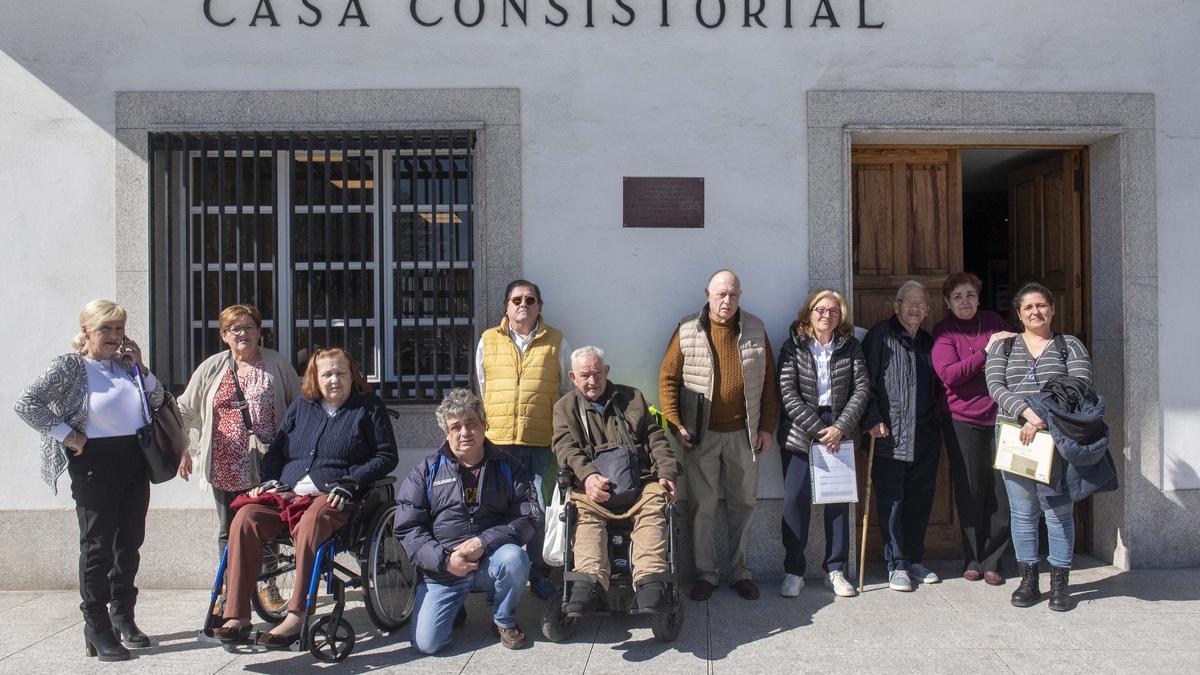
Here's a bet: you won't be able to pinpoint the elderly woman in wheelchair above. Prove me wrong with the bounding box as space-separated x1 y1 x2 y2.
543 346 684 642
208 348 398 650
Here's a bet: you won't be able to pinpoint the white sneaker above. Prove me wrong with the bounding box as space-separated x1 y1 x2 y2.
909 563 941 584
889 569 914 592
779 573 805 597
825 570 858 597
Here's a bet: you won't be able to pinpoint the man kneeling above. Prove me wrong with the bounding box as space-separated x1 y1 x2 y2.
395 389 543 654
552 346 678 615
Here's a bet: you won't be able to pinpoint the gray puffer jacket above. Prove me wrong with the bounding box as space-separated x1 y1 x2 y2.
776 332 870 454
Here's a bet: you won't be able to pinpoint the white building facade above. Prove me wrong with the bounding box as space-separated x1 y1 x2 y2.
2 0 1198 587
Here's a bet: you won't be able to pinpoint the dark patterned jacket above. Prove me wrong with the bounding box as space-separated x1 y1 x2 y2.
776 332 870 455
862 316 941 462
14 353 165 493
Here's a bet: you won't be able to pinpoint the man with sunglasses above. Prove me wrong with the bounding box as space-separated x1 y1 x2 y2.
474 279 572 599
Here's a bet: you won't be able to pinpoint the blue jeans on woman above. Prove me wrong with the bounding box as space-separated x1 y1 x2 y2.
1003 472 1075 569
410 543 531 655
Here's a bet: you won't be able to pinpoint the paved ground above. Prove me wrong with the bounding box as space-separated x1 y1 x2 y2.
1 557 1197 674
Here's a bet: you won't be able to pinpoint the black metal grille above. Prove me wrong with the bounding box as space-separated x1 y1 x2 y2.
148 130 477 402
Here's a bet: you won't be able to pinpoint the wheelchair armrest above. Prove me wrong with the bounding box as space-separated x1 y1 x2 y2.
556 463 575 490
370 477 397 487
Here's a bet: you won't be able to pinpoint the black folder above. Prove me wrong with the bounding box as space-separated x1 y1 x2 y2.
678 387 707 445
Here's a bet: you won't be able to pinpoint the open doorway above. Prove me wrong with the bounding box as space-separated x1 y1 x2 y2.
851 145 1092 559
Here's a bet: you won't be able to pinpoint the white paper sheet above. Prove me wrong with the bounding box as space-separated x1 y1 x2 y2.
994 422 1056 484
810 441 858 504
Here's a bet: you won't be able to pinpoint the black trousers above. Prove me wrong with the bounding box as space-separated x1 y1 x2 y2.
67 435 150 621
943 419 1011 574
871 419 940 572
213 486 239 558
780 409 849 576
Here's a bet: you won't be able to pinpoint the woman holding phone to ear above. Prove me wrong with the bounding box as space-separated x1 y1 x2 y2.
14 300 165 661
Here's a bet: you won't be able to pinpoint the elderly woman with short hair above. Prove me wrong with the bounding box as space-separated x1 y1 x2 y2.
986 282 1093 612
15 300 165 661
932 272 1016 585
177 304 302 557
776 289 869 599
212 347 397 647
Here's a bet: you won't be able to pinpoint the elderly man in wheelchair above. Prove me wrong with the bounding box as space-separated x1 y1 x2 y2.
204 348 399 656
546 346 683 636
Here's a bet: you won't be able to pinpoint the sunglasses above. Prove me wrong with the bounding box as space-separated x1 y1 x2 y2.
509 295 539 306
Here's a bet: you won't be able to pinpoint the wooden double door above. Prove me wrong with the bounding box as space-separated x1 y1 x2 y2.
850 146 1087 559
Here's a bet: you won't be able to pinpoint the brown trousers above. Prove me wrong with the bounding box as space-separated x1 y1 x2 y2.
223 498 350 621
571 481 669 589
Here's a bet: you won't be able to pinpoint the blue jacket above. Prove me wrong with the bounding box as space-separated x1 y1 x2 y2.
393 441 542 584
261 392 399 494
1026 377 1117 508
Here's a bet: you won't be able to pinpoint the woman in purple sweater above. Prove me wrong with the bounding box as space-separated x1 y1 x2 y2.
932 273 1016 585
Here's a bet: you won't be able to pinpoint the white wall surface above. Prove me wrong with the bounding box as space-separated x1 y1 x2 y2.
2 0 1200 511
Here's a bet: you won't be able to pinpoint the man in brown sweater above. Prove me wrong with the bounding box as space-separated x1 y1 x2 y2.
659 269 778 601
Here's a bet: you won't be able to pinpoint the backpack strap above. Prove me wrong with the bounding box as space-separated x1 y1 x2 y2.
1003 335 1017 358
1053 334 1070 364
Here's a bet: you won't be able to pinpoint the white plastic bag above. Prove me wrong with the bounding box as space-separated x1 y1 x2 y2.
542 484 567 567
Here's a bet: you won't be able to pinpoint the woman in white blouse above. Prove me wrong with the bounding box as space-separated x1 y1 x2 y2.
15 300 166 662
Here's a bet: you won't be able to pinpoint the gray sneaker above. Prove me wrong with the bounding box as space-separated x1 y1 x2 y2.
889 569 914 592
909 563 941 584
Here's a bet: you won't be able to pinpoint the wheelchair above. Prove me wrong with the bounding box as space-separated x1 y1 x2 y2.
198 477 417 663
540 465 685 643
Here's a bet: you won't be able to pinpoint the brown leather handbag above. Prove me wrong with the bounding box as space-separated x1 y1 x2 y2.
135 368 188 483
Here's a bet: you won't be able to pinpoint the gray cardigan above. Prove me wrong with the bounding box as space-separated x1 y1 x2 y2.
776 332 870 455
14 354 165 494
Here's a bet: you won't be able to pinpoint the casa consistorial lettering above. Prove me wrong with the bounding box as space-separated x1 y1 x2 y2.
203 0 885 29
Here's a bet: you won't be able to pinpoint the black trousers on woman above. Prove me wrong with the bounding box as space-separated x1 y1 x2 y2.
942 419 1010 574
67 435 150 623
780 409 850 576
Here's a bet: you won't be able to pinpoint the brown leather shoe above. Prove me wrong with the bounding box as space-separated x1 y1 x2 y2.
984 571 1005 586
731 579 760 600
255 631 299 649
213 624 252 644
492 623 528 649
689 579 715 601
963 569 984 582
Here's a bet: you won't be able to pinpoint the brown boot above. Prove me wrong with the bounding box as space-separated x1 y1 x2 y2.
493 623 528 649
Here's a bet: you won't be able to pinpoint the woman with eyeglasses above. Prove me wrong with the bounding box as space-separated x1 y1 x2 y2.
14 300 165 661
932 273 1016 586
177 305 302 563
776 290 869 599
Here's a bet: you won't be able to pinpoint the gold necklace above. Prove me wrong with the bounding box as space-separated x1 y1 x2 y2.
955 316 983 341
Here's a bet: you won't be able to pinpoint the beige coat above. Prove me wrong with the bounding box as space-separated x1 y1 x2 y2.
177 347 302 491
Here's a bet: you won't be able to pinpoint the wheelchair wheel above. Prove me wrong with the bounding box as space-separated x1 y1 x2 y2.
539 595 577 643
361 504 417 631
251 542 296 625
308 615 355 663
651 597 684 643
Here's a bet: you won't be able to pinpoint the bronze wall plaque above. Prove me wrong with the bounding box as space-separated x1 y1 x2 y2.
623 177 704 228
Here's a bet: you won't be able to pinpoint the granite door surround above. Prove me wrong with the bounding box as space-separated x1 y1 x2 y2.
806 90 1174 568
114 88 521 446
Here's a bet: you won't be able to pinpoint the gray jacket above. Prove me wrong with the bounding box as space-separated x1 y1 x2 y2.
861 317 940 462
14 354 165 493
776 332 870 454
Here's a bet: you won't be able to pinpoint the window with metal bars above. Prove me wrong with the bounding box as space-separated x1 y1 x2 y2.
147 130 477 402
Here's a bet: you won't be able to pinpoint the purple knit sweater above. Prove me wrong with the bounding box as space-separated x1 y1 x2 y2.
932 310 1010 425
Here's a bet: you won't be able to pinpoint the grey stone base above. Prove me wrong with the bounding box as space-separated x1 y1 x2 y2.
2 500 852 590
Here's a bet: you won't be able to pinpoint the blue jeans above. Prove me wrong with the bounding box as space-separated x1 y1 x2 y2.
1003 472 1075 569
410 543 531 655
497 444 554 579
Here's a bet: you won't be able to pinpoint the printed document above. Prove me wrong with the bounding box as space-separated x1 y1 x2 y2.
810 441 858 504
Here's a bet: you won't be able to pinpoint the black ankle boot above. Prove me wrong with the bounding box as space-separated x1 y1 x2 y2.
84 618 130 662
110 606 151 648
635 581 667 613
1048 566 1072 612
565 579 597 616
1010 561 1041 608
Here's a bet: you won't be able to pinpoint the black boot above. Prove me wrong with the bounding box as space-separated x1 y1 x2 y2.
1010 561 1042 608
565 579 598 617
110 605 151 648
84 617 130 662
635 581 667 613
1048 566 1072 612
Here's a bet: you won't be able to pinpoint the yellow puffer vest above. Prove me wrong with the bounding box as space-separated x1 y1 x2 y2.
678 310 768 448
481 318 564 446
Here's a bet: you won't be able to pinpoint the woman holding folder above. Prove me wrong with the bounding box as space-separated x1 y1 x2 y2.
776 290 869 599
985 282 1092 612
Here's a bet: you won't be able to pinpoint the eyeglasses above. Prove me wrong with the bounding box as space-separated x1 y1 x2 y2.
224 325 258 335
812 307 841 317
900 301 929 309
509 295 539 307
